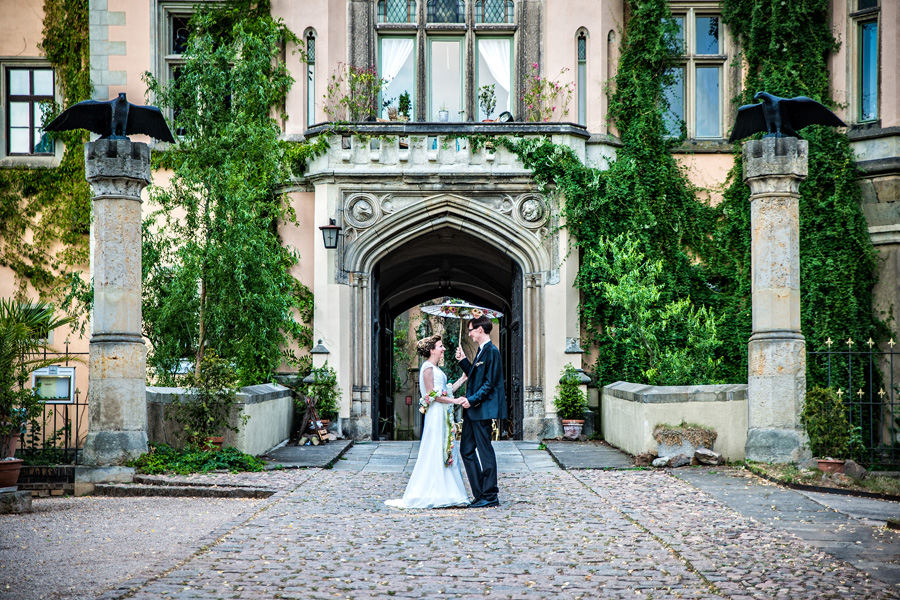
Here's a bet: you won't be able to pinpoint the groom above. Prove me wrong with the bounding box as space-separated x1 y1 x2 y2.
455 314 507 508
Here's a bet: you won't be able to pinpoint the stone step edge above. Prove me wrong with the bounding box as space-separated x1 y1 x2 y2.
133 474 275 489
94 483 274 499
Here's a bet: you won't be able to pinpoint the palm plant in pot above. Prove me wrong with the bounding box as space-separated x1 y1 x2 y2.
554 363 588 439
0 299 75 489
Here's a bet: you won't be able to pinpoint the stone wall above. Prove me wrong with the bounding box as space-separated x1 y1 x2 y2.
146 384 294 456
601 382 749 461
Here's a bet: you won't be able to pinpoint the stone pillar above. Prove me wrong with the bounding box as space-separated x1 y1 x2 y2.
743 137 811 463
81 139 151 467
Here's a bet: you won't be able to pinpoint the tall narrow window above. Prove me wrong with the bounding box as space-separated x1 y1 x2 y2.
577 33 587 125
477 38 511 120
6 67 55 155
859 20 878 121
307 33 316 127
381 37 416 119
429 39 463 120
662 10 726 139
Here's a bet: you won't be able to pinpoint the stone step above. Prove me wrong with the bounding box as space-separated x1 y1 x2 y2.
93 483 273 499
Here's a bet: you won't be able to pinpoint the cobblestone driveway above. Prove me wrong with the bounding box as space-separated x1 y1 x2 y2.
98 444 897 600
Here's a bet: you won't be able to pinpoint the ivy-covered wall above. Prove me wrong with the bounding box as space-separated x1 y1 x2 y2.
0 0 92 325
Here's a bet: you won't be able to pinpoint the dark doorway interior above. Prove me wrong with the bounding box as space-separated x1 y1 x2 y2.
371 227 524 440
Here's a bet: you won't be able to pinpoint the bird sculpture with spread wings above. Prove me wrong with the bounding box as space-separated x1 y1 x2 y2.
44 92 176 143
728 91 845 143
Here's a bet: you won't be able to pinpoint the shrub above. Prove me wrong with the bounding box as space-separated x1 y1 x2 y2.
127 443 266 475
554 363 588 420
801 386 854 459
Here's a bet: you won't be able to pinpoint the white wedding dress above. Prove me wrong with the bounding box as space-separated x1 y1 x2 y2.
385 361 469 509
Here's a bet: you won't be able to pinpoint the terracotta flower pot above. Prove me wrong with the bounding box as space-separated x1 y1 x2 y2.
562 419 584 440
0 458 24 490
816 458 845 474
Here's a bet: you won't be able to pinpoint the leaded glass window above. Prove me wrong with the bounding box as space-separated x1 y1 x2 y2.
475 0 513 23
378 0 416 23
427 0 465 24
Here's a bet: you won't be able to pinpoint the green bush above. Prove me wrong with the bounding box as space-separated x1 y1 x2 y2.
298 363 340 420
801 386 854 459
167 350 247 442
554 364 588 420
127 443 266 475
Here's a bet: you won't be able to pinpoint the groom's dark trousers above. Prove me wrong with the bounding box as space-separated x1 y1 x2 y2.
459 341 507 503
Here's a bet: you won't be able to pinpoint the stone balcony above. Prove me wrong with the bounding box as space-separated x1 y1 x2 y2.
301 122 597 181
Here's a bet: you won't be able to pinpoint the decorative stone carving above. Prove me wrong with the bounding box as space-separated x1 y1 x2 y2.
514 195 548 229
345 193 380 228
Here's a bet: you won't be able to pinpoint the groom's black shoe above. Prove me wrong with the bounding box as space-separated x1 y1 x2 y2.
468 498 499 508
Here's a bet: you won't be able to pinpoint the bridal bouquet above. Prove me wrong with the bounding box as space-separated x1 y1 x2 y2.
444 395 459 467
419 389 438 414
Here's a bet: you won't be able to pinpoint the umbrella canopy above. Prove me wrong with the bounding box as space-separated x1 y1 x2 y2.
421 301 503 320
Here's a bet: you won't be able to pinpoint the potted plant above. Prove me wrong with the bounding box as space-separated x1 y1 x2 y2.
299 363 340 432
0 299 75 489
801 386 853 473
398 91 411 121
478 84 496 122
554 363 588 439
438 102 449 123
168 350 248 451
382 96 397 121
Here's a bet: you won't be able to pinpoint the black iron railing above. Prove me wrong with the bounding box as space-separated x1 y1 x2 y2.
807 336 900 469
18 345 89 465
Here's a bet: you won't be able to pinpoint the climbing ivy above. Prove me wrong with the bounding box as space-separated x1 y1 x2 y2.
143 0 321 385
505 0 723 387
0 0 92 329
716 0 883 385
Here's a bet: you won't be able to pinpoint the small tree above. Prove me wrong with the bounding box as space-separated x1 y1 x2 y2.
554 363 587 420
478 84 496 120
801 387 856 459
299 363 341 421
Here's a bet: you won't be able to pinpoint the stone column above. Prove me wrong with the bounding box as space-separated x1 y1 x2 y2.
743 137 811 463
81 139 151 468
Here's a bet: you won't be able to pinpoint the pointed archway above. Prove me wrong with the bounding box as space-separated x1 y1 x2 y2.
370 227 525 440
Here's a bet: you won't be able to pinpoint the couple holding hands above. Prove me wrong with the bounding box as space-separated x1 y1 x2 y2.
386 315 507 509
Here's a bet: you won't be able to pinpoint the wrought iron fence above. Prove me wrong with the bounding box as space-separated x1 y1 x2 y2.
807 336 900 469
17 345 89 465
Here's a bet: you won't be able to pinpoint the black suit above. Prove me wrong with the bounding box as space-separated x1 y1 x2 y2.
459 341 505 503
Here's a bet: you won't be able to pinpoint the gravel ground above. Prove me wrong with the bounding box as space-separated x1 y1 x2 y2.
0 495 263 600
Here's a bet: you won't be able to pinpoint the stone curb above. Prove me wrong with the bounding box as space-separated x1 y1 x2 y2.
93 472 317 600
750 468 900 503
132 474 276 489
94 483 274 499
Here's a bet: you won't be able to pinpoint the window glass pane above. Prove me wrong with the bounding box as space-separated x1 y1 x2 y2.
10 128 30 153
663 67 684 136
695 66 720 137
479 0 509 23
577 62 586 125
33 69 53 96
428 0 463 23
34 103 47 129
858 0 877 9
860 21 878 121
430 39 461 120
172 15 191 54
477 38 511 120
696 16 719 54
577 36 586 61
307 64 316 126
381 38 416 119
9 69 29 95
669 16 685 53
10 102 29 127
34 130 53 154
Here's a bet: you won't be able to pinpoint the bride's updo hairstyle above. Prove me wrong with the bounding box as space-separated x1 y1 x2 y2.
416 334 442 359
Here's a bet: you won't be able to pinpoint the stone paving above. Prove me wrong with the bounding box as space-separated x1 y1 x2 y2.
73 442 900 600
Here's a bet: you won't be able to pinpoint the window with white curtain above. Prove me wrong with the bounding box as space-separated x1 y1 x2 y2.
380 37 416 119
477 38 511 120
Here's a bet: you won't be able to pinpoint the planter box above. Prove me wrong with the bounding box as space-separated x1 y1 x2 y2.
601 381 748 461
147 383 293 456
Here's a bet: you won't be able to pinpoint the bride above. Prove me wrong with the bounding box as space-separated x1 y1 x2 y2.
386 334 469 509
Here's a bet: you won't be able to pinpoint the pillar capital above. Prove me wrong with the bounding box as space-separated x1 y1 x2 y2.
85 139 151 199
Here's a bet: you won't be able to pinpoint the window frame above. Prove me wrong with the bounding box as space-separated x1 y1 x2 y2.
378 35 418 120
0 61 62 166
475 35 513 121
576 31 588 126
851 1 880 124
665 6 728 140
306 30 317 127
427 36 465 121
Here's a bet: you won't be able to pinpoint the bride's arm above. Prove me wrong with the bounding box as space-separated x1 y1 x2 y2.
450 372 467 393
424 366 458 404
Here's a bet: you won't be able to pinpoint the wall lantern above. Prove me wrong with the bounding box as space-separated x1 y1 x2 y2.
319 218 341 249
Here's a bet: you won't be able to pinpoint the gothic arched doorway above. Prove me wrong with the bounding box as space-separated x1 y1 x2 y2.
370 227 524 440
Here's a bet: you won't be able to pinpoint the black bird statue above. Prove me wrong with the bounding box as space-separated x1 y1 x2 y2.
44 92 176 143
728 91 845 143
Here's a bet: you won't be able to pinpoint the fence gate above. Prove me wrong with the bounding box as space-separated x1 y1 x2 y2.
807 336 900 469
